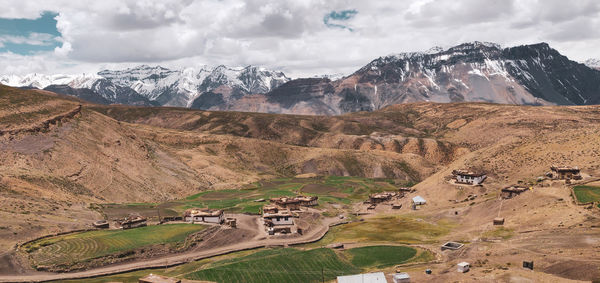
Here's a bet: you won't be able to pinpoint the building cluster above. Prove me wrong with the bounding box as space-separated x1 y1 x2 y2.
260 195 318 235
365 191 406 210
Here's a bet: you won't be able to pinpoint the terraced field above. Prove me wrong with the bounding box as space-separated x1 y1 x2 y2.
185 248 360 283
23 224 206 268
65 245 423 283
102 176 403 217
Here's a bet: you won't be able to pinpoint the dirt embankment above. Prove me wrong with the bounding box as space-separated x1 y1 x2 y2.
0 105 81 137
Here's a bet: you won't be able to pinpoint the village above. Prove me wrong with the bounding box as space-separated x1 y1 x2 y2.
62 164 597 283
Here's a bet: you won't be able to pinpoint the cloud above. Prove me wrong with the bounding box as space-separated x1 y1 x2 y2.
0 32 58 46
0 0 599 77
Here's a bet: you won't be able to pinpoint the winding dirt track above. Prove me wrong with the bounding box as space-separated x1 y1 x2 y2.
0 218 338 283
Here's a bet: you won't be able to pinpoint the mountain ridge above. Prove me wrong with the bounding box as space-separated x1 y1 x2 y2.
2 42 599 115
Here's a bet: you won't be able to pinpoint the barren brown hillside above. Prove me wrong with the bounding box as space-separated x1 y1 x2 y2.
0 86 434 252
2 85 600 281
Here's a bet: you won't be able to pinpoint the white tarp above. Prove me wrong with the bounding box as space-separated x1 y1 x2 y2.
412 195 426 204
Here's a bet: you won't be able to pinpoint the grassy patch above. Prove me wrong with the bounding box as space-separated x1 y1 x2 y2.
305 215 453 247
573 185 600 203
23 224 206 267
482 227 514 240
345 245 416 269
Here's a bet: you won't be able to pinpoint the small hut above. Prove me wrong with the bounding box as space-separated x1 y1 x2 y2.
457 262 470 273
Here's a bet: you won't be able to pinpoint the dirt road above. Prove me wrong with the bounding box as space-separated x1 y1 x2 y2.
0 217 339 283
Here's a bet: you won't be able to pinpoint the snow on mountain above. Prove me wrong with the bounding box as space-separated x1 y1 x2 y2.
584 59 600 70
0 73 101 89
1 64 290 107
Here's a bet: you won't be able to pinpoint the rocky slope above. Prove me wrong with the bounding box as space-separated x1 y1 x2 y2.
226 42 600 114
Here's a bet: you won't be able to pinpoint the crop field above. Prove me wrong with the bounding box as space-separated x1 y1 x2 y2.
305 215 454 247
101 176 402 217
573 185 600 204
66 245 422 283
23 224 206 267
345 245 417 268
185 248 361 283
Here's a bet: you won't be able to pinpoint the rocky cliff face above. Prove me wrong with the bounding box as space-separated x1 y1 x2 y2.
213 42 600 115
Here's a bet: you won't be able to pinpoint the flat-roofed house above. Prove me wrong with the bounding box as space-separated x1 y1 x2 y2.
262 206 294 226
269 197 301 210
270 196 319 209
550 166 581 180
183 208 224 224
453 170 487 185
119 214 147 230
295 195 319 206
369 192 396 204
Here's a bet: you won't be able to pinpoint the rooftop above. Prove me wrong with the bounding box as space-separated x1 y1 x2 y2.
184 208 223 217
452 169 486 177
337 272 387 283
551 165 580 171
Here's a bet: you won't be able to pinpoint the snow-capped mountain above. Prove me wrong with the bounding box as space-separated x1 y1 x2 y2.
2 42 599 115
0 65 290 107
0 73 100 89
221 42 600 115
585 59 600 70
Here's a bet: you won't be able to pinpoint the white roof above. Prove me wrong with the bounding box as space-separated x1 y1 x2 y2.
457 262 470 267
393 272 410 279
412 196 426 203
337 272 387 283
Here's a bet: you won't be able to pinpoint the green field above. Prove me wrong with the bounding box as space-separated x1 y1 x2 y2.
23 224 206 268
185 248 360 283
345 246 417 269
573 185 600 204
66 246 421 283
305 215 453 247
101 176 403 218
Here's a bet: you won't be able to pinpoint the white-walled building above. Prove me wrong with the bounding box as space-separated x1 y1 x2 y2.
183 208 224 224
262 205 294 226
453 170 487 185
457 262 470 273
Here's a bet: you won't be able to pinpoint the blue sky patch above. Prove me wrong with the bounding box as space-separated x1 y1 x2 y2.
0 11 62 54
324 9 358 31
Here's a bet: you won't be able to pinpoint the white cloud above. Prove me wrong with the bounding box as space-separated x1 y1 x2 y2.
0 0 599 77
0 32 59 46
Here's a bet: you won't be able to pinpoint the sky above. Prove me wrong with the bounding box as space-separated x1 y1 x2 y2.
0 0 599 78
